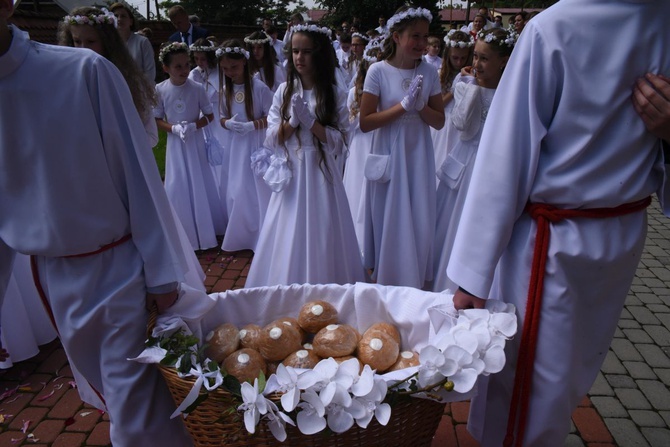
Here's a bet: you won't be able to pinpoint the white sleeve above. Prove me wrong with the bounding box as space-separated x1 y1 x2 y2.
264 83 286 149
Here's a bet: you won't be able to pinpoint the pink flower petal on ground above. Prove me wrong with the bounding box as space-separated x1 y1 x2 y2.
79 411 93 417
5 396 20 404
21 419 31 433
0 388 17 400
37 389 55 401
26 433 40 443
68 381 78 388
10 436 24 444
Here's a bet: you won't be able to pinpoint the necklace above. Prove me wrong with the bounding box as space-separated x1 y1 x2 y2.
388 59 419 92
234 90 245 104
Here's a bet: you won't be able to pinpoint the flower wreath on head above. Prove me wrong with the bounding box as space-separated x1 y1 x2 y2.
477 30 517 48
158 42 189 65
215 46 251 59
351 32 370 42
189 44 217 53
444 30 474 49
363 37 384 62
63 8 117 27
291 24 332 39
386 7 433 31
244 32 272 46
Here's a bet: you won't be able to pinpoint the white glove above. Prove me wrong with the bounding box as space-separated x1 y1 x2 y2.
171 123 184 135
400 75 423 112
223 114 239 131
292 94 315 129
288 95 301 128
179 121 197 142
229 120 255 135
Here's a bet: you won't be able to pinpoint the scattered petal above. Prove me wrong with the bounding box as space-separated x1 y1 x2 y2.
79 411 93 417
21 419 31 433
37 390 55 401
68 381 78 389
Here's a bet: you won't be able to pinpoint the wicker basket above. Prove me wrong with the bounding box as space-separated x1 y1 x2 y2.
148 309 446 447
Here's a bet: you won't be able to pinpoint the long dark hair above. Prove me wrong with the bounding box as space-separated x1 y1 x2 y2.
58 6 155 120
280 27 339 178
245 31 277 90
217 39 255 121
439 31 473 92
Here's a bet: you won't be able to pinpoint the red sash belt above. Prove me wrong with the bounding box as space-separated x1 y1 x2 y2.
29 234 131 407
504 198 651 447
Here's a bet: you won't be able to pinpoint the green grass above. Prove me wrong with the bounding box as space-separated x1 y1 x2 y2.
154 130 167 179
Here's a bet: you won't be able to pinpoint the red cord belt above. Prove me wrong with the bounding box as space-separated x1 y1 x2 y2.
29 234 132 407
504 198 651 447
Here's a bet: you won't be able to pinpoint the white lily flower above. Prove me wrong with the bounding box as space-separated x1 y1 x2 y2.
418 345 447 387
450 367 479 393
353 378 391 428
296 389 327 435
238 379 269 434
264 408 295 442
482 344 506 374
265 364 300 412
324 387 358 433
351 364 375 397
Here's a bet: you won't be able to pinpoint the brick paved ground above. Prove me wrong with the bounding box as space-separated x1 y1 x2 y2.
1 201 670 446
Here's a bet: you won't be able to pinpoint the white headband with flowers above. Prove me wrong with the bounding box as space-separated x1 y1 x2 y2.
444 30 474 48
363 36 384 62
189 44 216 53
244 32 272 45
386 7 433 31
215 46 251 59
63 8 117 27
291 24 332 39
159 42 189 64
477 30 517 48
351 32 370 42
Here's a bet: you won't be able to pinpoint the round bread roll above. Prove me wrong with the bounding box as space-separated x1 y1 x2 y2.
388 351 420 371
297 300 339 333
312 324 358 358
266 361 279 376
366 322 401 345
259 322 302 361
357 330 399 373
282 349 321 369
223 348 267 383
204 323 240 363
239 324 262 351
275 317 306 342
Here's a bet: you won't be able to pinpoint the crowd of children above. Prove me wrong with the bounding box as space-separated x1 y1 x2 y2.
148 6 520 293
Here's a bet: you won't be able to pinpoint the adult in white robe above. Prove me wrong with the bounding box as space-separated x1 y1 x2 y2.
0 17 193 447
446 1 670 446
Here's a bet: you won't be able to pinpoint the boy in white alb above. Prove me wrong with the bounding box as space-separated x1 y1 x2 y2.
448 1 670 446
0 1 193 444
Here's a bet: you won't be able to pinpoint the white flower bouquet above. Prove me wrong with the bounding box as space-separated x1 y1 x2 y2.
136 283 516 446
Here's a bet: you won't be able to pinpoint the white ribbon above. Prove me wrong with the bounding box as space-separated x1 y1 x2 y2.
170 361 224 419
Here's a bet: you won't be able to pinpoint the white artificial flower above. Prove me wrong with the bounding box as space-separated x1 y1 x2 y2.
296 389 326 435
351 364 375 397
265 364 300 412
297 358 356 407
238 379 269 434
324 385 361 434
352 378 391 429
262 401 295 442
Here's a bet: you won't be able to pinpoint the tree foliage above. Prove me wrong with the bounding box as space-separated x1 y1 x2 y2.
158 0 303 26
314 0 442 33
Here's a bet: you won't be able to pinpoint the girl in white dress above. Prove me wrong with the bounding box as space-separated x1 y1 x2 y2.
430 30 474 173
343 38 383 256
189 39 229 229
155 42 226 250
432 28 515 292
246 24 367 287
217 39 274 252
245 31 287 93
359 7 445 289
